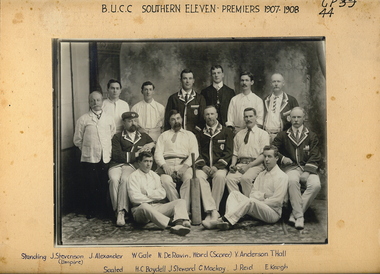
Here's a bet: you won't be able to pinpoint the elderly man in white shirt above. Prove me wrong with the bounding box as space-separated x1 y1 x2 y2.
226 107 270 197
127 151 191 236
103 79 130 133
154 110 199 211
226 71 264 133
131 81 165 142
203 145 288 230
73 91 116 219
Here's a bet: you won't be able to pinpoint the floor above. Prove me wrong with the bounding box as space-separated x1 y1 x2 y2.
59 199 327 246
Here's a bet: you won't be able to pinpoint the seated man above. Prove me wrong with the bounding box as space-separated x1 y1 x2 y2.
272 107 321 230
194 105 233 212
127 151 191 236
226 107 270 196
203 146 288 230
108 112 155 226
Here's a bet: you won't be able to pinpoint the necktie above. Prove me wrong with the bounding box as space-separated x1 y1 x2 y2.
185 93 189 103
244 128 251 144
295 129 300 142
171 131 178 143
209 127 213 136
272 96 278 113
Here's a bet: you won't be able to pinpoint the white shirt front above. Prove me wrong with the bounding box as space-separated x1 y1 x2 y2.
226 91 264 129
131 99 165 130
233 125 270 159
154 128 199 167
127 169 166 206
103 98 130 133
213 81 223 90
264 92 284 132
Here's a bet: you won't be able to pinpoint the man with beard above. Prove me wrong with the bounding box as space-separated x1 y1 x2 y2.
272 107 321 230
73 91 116 219
225 107 270 197
164 69 206 135
102 79 130 134
108 111 155 226
263 73 299 142
202 146 288 230
193 105 233 214
201 65 235 126
154 110 199 212
226 71 264 134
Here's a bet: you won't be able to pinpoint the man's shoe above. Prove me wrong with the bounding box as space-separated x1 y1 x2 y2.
295 217 304 230
217 221 232 231
170 225 190 236
116 211 125 227
288 214 296 225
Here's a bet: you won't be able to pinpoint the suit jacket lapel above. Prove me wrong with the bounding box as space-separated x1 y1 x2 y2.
264 95 271 111
279 92 289 112
287 127 309 146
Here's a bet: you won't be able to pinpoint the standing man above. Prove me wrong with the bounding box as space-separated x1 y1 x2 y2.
272 107 321 230
154 110 198 211
73 91 116 219
127 152 191 236
201 65 235 126
108 112 155 226
263 73 299 142
202 146 288 230
103 79 130 134
194 105 233 212
164 69 206 135
225 107 270 197
226 71 264 133
131 81 165 142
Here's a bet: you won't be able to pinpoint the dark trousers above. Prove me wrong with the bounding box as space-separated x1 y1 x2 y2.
81 161 109 217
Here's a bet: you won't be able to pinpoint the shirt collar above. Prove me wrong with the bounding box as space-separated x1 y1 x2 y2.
271 92 283 100
212 82 223 90
292 125 304 134
206 121 219 132
181 89 193 96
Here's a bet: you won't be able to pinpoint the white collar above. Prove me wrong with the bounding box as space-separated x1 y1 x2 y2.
292 125 304 133
213 82 223 90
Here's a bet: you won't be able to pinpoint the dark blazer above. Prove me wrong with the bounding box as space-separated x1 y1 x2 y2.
272 126 321 174
201 84 235 126
194 123 233 170
263 92 299 131
164 90 206 135
109 131 154 169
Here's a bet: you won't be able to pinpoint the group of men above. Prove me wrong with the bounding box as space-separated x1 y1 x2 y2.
73 65 322 237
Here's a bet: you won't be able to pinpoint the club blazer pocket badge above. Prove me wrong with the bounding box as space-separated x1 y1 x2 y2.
191 104 199 115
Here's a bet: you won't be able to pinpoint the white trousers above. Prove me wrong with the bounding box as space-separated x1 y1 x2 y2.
224 191 280 225
226 164 265 196
108 165 135 213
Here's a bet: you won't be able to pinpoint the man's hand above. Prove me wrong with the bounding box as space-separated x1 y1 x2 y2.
140 142 155 152
202 166 212 176
177 164 189 177
282 157 293 165
300 171 310 183
229 165 237 173
238 164 250 174
162 164 174 176
209 166 218 176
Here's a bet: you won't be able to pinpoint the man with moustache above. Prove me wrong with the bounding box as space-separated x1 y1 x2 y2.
194 105 233 213
226 71 264 134
131 81 165 142
263 73 299 142
225 107 270 197
272 107 321 230
202 146 288 230
164 69 206 135
154 110 199 212
73 91 116 219
103 79 130 134
108 111 155 226
201 65 235 126
127 151 191 236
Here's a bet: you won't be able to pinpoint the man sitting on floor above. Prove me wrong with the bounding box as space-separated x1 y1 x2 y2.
202 145 288 230
127 151 191 236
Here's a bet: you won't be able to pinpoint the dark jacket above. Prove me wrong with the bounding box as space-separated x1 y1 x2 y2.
272 126 321 174
164 90 206 135
201 84 235 126
263 92 299 131
194 123 233 170
109 131 154 169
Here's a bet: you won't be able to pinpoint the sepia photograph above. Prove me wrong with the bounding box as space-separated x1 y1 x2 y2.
55 38 327 246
